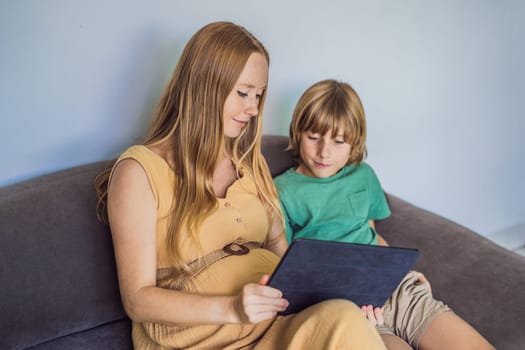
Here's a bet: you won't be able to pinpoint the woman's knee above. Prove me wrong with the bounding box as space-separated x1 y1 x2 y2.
315 299 363 321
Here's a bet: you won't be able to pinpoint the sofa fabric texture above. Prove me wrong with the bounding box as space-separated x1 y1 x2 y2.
1 135 524 349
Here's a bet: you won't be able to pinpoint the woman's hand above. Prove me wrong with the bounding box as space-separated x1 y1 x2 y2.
233 274 289 323
361 305 384 326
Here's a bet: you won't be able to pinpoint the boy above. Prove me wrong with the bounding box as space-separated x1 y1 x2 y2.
274 79 494 350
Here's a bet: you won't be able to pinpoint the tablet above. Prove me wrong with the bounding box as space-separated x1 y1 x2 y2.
268 238 420 315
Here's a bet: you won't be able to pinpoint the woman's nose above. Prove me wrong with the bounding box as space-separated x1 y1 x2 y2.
245 98 259 117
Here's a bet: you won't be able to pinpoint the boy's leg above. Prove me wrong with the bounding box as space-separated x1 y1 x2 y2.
418 311 495 350
386 271 495 350
381 334 412 350
382 271 449 347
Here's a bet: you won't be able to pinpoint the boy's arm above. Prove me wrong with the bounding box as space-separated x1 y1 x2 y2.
369 223 433 291
376 234 389 246
369 220 389 246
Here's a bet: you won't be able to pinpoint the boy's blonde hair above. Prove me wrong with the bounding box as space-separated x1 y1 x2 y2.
288 79 367 165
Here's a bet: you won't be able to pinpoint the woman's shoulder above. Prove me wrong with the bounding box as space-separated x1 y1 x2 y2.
115 145 171 171
118 145 159 161
110 145 174 201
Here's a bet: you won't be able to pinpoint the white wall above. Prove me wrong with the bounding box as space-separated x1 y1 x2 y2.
1 0 524 236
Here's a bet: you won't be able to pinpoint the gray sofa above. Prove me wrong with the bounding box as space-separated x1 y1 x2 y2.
1 135 524 349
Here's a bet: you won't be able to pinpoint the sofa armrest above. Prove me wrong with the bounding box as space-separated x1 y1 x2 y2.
375 194 525 350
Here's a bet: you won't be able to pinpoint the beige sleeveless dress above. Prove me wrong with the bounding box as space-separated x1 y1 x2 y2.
113 145 385 350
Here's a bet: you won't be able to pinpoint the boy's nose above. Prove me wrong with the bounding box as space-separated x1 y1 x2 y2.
319 142 331 158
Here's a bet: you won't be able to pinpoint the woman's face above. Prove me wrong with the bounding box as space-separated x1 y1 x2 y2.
223 52 268 139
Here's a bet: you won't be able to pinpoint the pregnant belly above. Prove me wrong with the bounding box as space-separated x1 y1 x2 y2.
189 248 280 296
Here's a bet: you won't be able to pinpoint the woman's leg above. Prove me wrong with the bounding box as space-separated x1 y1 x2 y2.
256 299 386 350
418 312 495 350
381 334 412 350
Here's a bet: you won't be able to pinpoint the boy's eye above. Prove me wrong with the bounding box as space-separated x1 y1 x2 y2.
307 135 320 141
237 91 248 97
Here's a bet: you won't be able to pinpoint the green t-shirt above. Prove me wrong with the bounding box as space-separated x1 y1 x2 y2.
274 163 391 245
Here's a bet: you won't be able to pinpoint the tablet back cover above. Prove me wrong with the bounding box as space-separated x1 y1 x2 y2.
268 238 419 315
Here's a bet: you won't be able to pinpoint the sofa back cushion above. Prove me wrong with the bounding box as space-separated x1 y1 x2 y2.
261 135 294 176
0 161 127 349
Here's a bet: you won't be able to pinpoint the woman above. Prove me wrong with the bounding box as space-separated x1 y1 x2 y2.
96 21 386 349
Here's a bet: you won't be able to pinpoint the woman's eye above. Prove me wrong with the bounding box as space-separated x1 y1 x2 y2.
237 91 248 97
335 140 346 144
256 94 262 99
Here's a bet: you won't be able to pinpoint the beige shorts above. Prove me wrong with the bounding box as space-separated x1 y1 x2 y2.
376 270 451 349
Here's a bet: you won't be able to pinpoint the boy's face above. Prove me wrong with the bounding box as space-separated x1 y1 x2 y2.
296 130 351 178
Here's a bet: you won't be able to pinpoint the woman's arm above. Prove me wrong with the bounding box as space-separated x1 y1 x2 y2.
108 159 287 325
264 214 288 257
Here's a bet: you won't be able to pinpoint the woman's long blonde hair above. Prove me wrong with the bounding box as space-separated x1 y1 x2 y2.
95 22 282 269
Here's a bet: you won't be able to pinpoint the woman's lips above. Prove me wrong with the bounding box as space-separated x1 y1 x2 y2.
233 119 248 127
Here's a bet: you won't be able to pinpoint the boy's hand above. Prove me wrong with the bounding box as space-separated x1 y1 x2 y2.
361 305 384 326
416 272 432 294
